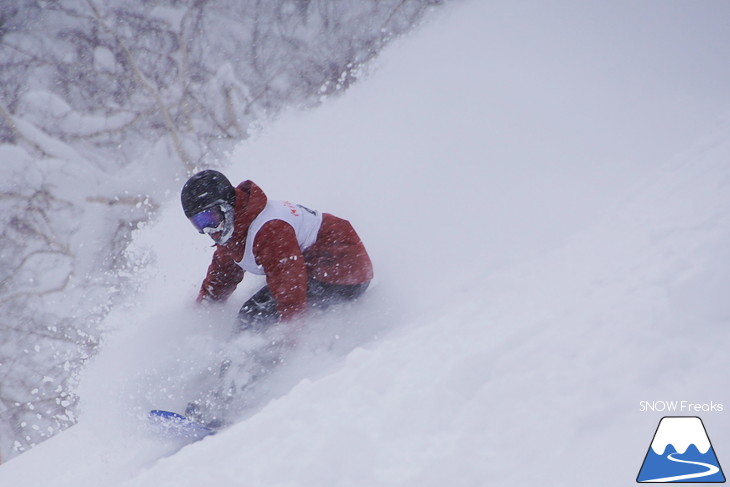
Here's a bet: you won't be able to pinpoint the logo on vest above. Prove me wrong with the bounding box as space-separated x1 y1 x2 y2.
283 201 300 216
281 201 318 218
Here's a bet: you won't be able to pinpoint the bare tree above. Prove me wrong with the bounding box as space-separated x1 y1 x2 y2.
0 0 442 459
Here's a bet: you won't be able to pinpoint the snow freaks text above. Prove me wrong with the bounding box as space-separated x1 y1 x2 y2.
639 401 724 413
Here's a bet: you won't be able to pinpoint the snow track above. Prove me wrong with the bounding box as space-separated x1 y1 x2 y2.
646 454 721 483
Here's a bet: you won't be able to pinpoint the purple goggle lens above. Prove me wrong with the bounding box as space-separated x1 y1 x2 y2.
190 207 224 233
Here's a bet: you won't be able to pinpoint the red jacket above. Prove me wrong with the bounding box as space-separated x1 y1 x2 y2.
198 181 373 320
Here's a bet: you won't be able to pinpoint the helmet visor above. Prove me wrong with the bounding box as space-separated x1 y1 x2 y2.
189 206 225 234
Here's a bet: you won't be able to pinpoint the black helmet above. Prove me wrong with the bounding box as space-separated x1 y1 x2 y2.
181 170 236 218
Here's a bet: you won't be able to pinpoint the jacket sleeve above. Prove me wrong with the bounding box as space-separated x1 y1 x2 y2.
252 219 308 321
198 248 244 302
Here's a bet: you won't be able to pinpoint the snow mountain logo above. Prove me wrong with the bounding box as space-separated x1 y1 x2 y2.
637 416 725 483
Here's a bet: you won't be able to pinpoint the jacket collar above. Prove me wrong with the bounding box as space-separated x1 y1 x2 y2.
219 180 267 250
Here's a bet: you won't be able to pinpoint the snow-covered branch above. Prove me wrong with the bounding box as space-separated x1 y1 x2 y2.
0 0 442 460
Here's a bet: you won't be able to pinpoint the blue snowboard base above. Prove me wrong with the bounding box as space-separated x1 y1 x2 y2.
148 409 216 441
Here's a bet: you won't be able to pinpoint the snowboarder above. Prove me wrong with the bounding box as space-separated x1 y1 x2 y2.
181 170 374 331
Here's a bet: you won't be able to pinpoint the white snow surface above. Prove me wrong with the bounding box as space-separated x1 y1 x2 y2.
2 0 730 485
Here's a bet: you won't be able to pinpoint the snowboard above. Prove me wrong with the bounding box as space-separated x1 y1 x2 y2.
148 409 216 442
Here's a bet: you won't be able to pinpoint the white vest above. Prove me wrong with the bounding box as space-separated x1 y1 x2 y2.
237 200 323 275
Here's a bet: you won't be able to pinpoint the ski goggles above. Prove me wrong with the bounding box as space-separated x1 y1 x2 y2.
189 206 224 234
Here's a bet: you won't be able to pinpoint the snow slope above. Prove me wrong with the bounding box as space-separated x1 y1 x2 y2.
2 0 730 485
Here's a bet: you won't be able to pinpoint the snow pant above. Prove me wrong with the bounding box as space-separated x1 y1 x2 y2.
238 278 370 332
